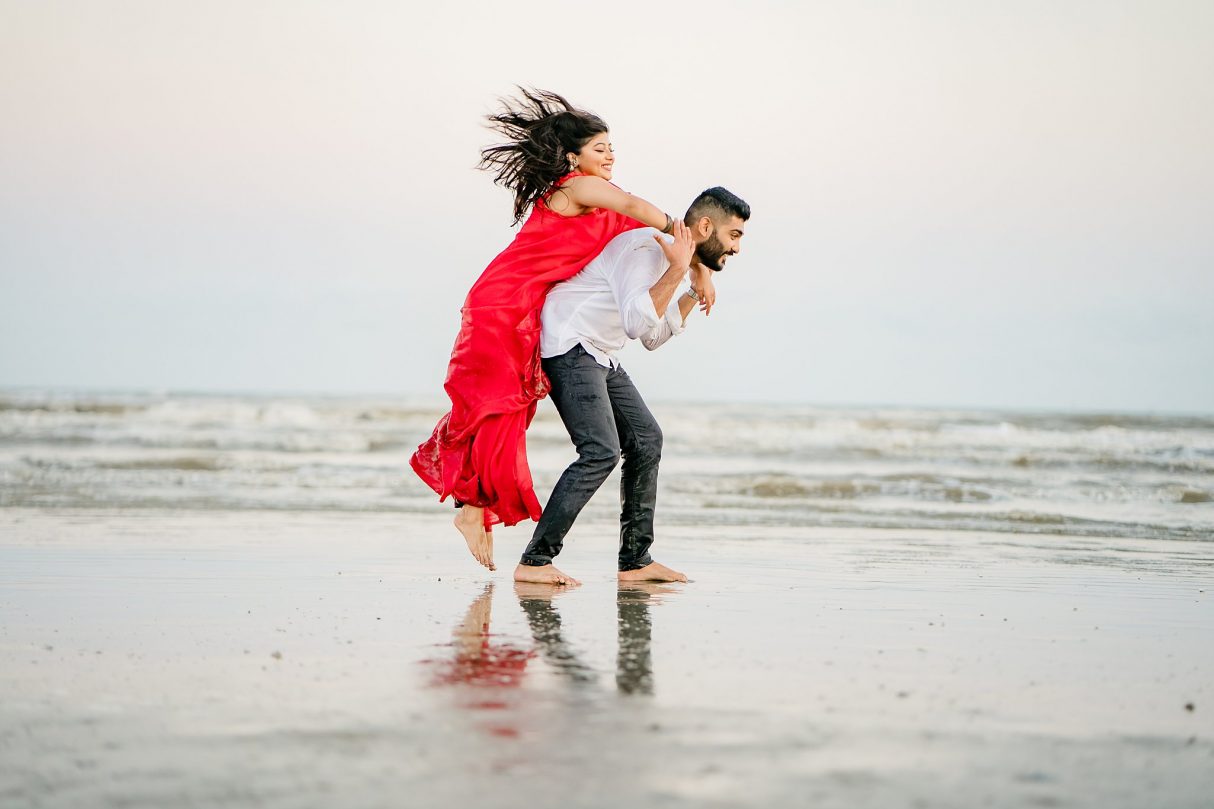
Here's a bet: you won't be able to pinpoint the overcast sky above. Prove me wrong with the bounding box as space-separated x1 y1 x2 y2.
2 0 1211 413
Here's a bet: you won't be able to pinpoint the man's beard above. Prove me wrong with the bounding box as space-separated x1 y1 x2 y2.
695 231 730 271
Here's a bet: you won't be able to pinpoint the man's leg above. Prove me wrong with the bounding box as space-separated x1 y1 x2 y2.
606 365 687 582
517 346 620 583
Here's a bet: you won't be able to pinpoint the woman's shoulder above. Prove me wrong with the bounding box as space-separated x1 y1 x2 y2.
542 170 588 197
544 171 602 201
553 170 585 187
538 172 606 218
540 172 632 217
552 171 625 195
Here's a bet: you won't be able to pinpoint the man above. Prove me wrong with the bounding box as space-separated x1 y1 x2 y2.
513 187 751 586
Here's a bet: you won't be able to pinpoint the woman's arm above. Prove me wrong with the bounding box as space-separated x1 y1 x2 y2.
559 176 670 230
689 264 716 316
561 175 718 312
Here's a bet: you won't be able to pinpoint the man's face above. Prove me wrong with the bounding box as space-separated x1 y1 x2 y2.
695 215 747 271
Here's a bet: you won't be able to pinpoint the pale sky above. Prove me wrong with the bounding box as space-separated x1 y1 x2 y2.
2 0 1212 413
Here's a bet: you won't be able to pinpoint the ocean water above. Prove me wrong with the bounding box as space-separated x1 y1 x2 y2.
1 389 1211 542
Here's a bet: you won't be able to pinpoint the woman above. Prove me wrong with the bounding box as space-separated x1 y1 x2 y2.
411 89 714 571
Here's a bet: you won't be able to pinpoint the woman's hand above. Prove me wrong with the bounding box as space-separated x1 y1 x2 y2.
655 220 694 272
690 264 716 315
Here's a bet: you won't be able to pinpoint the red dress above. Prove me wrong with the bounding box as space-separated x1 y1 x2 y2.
410 173 645 527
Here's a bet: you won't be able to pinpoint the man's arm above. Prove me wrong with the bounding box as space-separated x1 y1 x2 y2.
640 287 697 351
675 286 697 321
612 222 696 341
648 221 695 315
639 227 702 351
607 220 708 352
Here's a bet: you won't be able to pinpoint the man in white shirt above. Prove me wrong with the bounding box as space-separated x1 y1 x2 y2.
514 187 751 586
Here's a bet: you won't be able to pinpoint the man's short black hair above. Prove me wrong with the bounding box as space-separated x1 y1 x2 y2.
684 187 750 226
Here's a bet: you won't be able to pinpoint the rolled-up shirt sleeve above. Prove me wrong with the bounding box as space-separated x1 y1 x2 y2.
640 294 686 351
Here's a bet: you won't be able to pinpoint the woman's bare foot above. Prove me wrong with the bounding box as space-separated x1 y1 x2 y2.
618 561 687 583
513 563 580 586
454 506 494 570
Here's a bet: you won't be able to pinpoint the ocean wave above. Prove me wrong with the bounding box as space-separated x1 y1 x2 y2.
0 429 415 454
671 473 1002 504
0 400 143 415
0 391 446 428
3 391 1210 546
680 501 1211 543
665 470 1214 512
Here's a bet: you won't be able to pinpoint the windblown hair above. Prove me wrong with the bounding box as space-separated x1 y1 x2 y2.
478 88 609 225
684 187 751 226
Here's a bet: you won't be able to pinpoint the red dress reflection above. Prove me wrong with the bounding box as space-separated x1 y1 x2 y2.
422 585 534 736
426 629 534 692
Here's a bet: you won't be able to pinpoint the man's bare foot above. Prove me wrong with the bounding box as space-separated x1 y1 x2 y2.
454 506 494 571
618 561 687 583
513 563 580 586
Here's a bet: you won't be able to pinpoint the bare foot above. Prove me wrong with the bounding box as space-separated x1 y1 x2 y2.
618 561 687 583
454 506 494 571
513 563 580 586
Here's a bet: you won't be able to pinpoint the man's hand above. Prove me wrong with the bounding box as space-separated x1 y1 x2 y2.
655 220 694 272
690 264 716 315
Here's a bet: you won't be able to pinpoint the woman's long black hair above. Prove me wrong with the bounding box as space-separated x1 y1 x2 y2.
478 88 609 225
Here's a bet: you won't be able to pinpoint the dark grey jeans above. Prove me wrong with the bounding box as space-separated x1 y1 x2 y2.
520 344 662 571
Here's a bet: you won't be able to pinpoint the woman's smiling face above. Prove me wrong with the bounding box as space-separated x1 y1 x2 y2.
571 132 614 180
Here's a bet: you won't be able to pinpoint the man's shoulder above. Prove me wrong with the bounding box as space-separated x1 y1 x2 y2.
606 227 660 251
601 227 663 266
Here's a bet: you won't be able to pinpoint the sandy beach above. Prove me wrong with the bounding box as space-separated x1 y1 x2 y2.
1 506 1210 808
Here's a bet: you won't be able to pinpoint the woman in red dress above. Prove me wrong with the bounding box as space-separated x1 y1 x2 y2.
411 89 715 572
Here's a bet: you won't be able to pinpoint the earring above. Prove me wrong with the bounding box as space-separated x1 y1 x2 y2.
569 157 579 171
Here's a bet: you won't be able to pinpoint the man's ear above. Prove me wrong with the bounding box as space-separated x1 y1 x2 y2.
694 216 714 238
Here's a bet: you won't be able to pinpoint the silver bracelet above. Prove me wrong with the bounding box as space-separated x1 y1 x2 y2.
685 286 700 301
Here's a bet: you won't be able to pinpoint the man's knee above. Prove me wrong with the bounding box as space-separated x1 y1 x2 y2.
578 440 622 476
627 424 662 465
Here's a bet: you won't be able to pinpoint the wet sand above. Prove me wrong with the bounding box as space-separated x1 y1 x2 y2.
1 507 1211 808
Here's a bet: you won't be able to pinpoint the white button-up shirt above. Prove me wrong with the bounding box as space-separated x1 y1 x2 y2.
540 228 688 367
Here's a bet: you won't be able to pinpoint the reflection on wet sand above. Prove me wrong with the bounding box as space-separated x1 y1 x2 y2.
425 583 535 691
425 582 682 716
615 584 678 695
514 583 597 686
